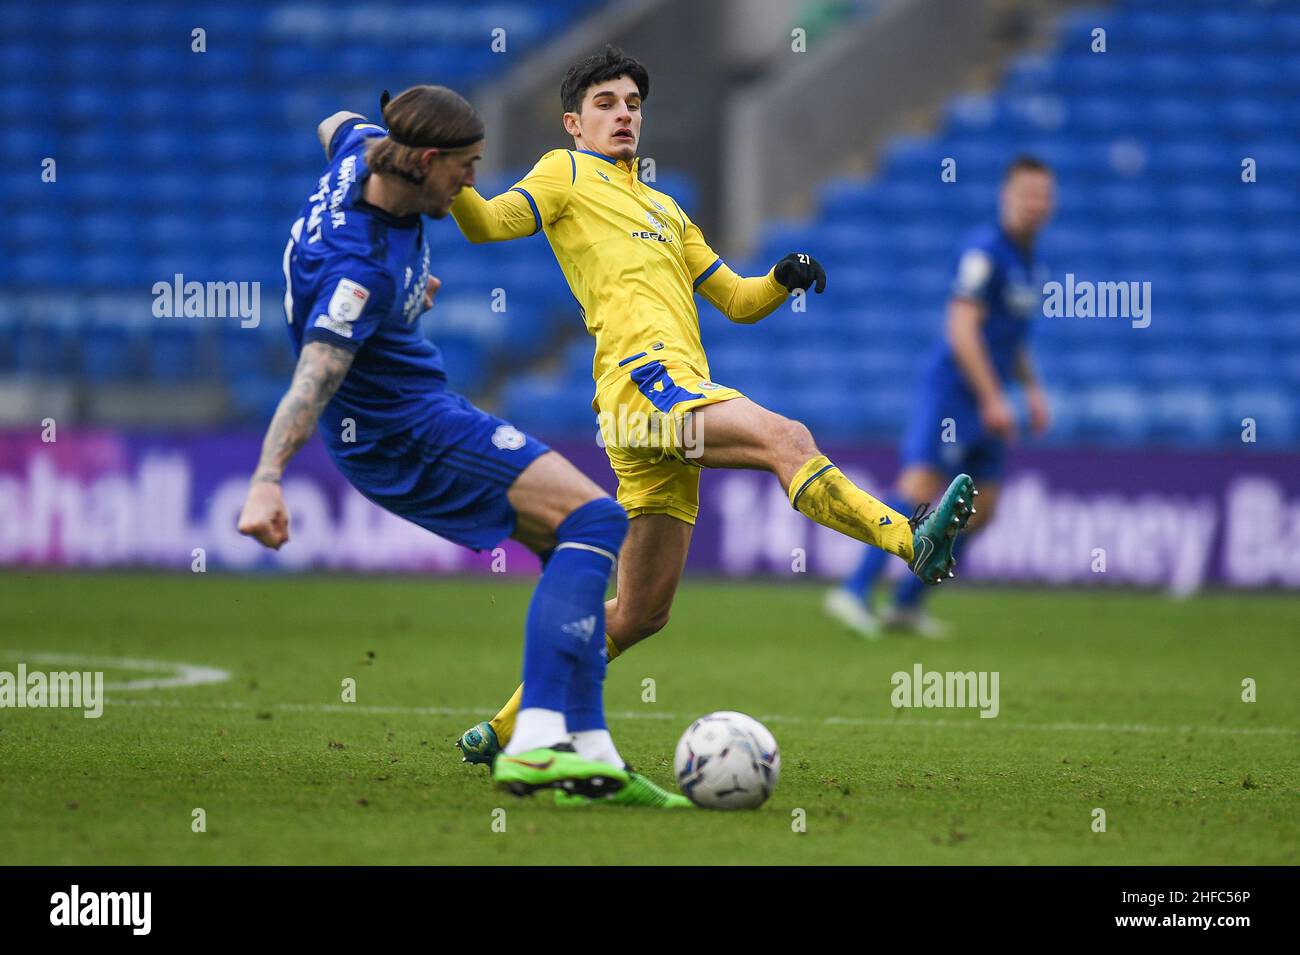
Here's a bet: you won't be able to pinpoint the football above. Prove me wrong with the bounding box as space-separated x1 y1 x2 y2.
673 711 780 809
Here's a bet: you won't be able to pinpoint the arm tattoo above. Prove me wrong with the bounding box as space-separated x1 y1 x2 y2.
253 341 354 481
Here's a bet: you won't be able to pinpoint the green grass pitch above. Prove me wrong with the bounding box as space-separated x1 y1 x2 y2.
1 572 1296 865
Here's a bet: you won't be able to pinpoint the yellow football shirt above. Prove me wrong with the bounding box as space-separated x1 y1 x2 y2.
451 148 788 396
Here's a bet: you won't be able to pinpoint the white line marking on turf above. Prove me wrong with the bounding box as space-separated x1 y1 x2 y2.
3 651 230 691
102 698 1299 737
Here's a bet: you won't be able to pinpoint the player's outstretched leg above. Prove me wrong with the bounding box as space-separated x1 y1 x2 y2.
788 456 975 584
692 398 977 582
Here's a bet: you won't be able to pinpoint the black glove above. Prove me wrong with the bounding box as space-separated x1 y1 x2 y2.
774 252 826 294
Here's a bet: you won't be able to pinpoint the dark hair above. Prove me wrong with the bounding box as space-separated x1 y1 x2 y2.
366 84 483 185
1003 154 1051 181
560 45 649 114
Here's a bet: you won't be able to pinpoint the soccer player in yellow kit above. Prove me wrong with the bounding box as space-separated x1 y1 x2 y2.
452 47 977 795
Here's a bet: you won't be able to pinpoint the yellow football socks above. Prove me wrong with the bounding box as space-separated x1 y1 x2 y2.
788 454 914 561
488 634 623 746
487 683 523 744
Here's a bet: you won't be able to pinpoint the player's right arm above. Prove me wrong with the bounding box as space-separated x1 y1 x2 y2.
239 255 401 550
1016 346 1050 435
451 149 573 243
237 342 355 549
946 296 1015 439
945 244 1015 437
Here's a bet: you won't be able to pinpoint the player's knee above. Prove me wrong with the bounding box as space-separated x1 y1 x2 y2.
774 416 817 464
645 605 672 636
628 604 672 640
556 496 629 556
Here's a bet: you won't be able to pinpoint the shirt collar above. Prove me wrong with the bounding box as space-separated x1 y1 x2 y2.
577 149 637 175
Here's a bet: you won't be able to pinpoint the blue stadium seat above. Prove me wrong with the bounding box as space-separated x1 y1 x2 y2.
1147 386 1220 446
11 319 75 377
147 324 212 383
1165 184 1236 221
10 0 1296 454
1001 53 1063 95
77 325 142 383
502 375 599 435
1222 388 1296 446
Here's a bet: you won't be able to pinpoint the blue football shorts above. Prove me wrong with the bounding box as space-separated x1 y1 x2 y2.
329 390 551 550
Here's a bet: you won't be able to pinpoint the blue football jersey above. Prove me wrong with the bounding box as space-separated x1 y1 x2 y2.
927 223 1046 393
284 118 444 451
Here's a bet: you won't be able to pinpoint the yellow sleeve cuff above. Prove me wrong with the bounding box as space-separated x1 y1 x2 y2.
698 264 789 324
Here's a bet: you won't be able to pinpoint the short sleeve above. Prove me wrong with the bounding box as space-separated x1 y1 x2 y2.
508 149 576 231
952 245 998 304
302 257 397 352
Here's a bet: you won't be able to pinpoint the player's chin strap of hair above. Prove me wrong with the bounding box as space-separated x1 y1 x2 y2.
378 90 484 150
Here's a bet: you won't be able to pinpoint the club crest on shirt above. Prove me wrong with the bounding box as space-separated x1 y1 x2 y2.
491 425 526 451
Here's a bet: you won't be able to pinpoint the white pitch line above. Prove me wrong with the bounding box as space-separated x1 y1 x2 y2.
10 649 1293 739
102 697 1300 738
2 651 231 691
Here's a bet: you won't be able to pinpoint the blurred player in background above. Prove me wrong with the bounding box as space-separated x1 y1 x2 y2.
450 46 977 774
825 156 1055 638
235 85 663 804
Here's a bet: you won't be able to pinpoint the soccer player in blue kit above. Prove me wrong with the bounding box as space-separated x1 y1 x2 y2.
235 85 662 802
825 156 1055 638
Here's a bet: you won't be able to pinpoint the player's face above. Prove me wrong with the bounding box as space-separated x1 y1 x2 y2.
1001 169 1055 238
422 143 484 219
567 77 642 160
